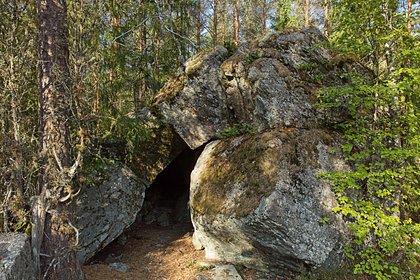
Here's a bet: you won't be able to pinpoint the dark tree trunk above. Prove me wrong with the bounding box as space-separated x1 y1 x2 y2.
213 0 218 46
34 0 84 279
110 16 118 81
221 0 226 43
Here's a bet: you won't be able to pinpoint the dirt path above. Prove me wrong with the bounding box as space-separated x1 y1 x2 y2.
82 222 208 280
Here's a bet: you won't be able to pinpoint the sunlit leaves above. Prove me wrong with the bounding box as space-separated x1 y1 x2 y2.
319 1 419 278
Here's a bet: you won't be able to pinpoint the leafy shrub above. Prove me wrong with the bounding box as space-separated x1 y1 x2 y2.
318 73 419 279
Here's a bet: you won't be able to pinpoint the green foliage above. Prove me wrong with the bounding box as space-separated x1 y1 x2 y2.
296 62 319 72
196 264 215 272
216 123 255 138
223 40 238 57
318 66 419 280
66 0 197 171
98 115 153 164
329 0 413 79
0 0 39 232
77 155 115 189
246 49 265 64
318 2 419 278
318 217 330 224
271 0 297 31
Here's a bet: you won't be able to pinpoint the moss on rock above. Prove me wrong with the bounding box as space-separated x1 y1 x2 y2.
153 75 187 105
191 128 338 218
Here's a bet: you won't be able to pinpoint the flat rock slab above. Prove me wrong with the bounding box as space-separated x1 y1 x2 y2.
0 233 35 280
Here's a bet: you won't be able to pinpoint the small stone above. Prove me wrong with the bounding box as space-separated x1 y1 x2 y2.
104 253 122 264
196 263 243 280
117 234 128 246
213 264 243 280
109 262 130 273
192 232 204 250
195 275 211 280
157 211 171 227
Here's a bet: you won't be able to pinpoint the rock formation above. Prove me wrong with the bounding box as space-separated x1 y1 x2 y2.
0 233 35 280
154 46 231 150
190 129 349 274
72 162 147 263
154 28 363 149
153 27 364 275
76 27 363 275
73 111 187 264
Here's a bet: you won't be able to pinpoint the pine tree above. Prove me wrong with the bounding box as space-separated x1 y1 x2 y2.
272 0 296 31
234 0 240 46
34 0 84 278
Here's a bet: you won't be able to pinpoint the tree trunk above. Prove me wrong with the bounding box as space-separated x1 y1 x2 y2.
263 0 267 33
407 0 413 34
221 0 226 43
213 0 218 46
196 0 201 47
305 0 310 27
109 16 118 81
234 0 240 47
35 0 84 279
324 0 329 36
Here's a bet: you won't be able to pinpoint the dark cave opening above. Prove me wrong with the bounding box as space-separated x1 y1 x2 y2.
138 145 204 227
87 145 204 264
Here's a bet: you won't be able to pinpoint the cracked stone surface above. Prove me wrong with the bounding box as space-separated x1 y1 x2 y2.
72 162 147 263
0 233 35 280
190 129 350 274
154 28 368 149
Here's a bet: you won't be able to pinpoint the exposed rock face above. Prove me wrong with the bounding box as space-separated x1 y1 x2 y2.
0 233 35 280
154 46 231 149
196 262 243 280
73 162 147 263
190 129 349 274
150 27 366 275
154 28 363 149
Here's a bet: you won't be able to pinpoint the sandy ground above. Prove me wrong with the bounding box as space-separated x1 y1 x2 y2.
82 220 371 280
83 222 208 280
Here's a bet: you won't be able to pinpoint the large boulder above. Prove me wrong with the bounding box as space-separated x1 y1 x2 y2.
0 233 35 280
73 162 147 263
154 46 231 149
154 28 366 149
190 128 349 274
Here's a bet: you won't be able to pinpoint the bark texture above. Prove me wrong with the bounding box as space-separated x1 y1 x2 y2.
234 0 240 46
213 0 218 46
407 0 413 34
305 0 310 27
35 0 84 279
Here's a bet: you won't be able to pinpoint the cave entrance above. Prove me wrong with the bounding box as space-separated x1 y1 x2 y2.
86 145 204 266
138 146 203 227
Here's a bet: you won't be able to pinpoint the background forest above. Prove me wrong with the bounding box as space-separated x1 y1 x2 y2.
0 0 418 279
